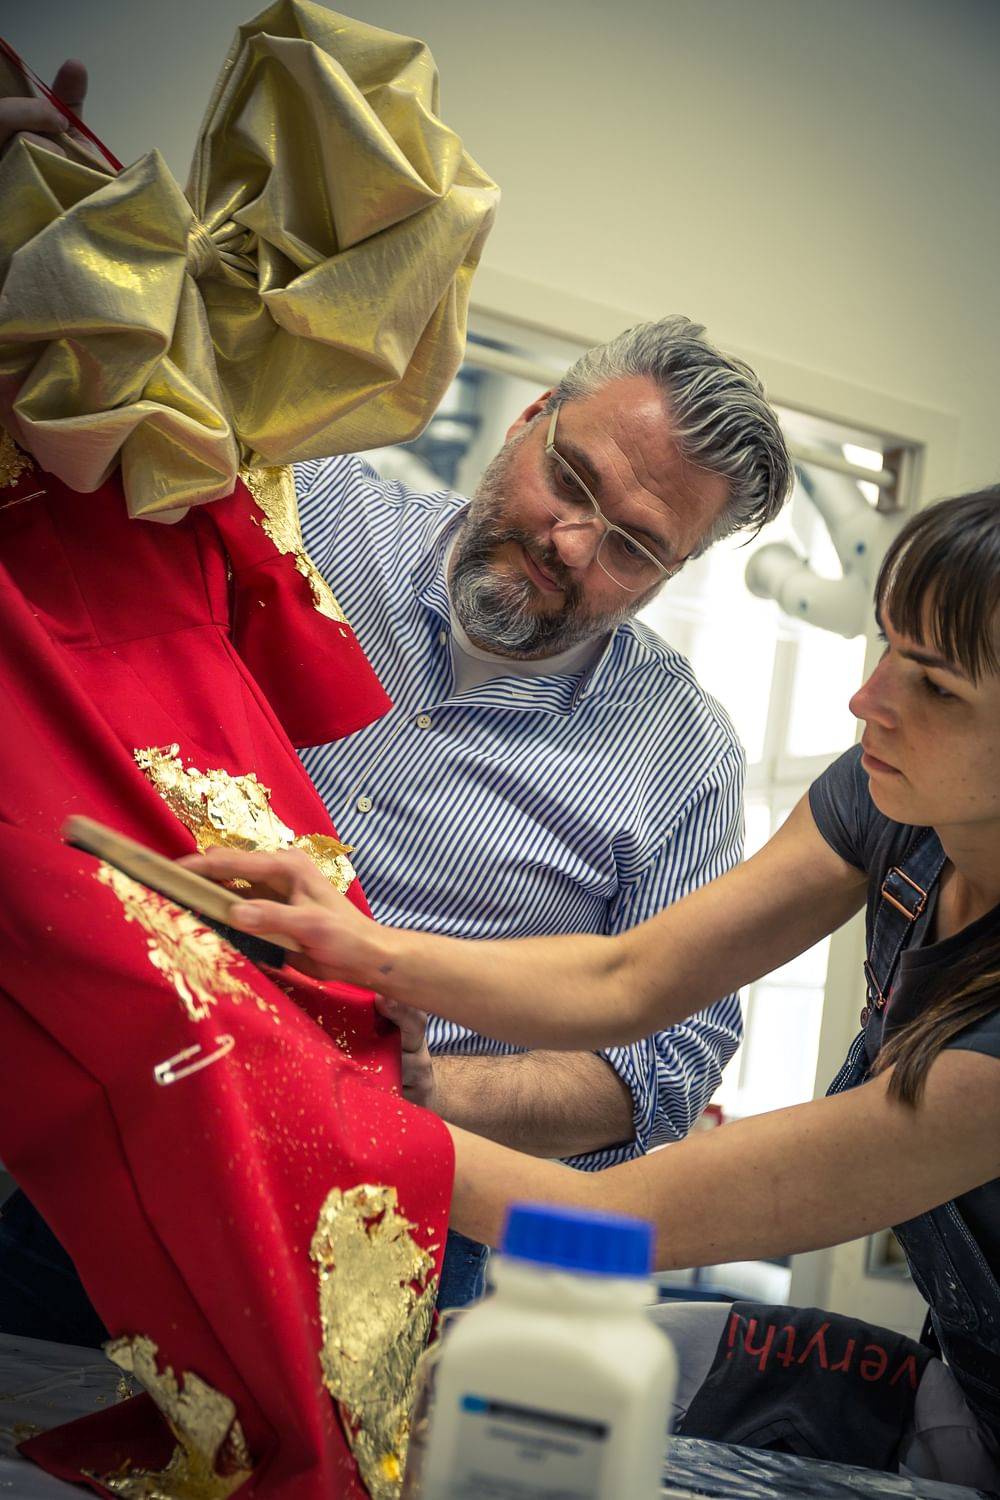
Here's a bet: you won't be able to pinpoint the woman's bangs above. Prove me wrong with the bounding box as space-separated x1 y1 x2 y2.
875 494 1000 683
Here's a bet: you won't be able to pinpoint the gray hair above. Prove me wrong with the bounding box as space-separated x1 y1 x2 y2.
546 316 792 556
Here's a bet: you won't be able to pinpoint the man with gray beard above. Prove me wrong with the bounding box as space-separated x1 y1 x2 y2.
449 424 640 659
297 317 792 1307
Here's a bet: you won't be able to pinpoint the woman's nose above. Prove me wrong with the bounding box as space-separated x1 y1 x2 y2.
850 656 895 728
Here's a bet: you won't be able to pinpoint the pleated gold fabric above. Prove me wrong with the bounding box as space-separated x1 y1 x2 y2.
0 0 498 521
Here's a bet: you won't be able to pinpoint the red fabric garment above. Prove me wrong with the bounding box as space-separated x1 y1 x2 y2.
0 462 453 1498
0 465 390 866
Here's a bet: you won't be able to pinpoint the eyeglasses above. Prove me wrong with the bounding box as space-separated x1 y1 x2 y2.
542 404 682 592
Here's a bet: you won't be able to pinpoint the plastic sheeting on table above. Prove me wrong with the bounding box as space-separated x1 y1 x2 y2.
662 1435 990 1499
0 1335 990 1499
0 1332 133 1496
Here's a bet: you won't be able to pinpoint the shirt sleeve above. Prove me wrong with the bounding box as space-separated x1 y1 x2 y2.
808 744 876 873
295 452 381 580
948 1006 1000 1062
564 746 745 1167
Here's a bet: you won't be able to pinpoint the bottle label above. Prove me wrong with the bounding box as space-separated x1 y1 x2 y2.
442 1393 609 1498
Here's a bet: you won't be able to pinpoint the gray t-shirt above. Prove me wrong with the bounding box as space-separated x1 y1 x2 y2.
809 744 1000 1262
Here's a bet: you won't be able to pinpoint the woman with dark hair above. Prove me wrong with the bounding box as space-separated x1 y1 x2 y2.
190 487 1000 1483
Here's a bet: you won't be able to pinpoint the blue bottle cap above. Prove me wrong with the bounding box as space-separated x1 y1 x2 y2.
500 1202 654 1278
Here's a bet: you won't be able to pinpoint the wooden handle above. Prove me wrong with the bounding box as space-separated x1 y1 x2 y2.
62 815 304 953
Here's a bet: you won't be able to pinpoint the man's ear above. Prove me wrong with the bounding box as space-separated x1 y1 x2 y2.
505 389 553 442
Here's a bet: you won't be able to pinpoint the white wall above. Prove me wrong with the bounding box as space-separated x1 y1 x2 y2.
11 0 1000 491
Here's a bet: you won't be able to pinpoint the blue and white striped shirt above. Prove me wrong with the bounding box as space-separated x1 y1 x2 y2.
297 454 744 1169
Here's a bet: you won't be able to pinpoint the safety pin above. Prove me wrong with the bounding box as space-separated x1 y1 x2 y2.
0 487 48 511
153 1034 235 1086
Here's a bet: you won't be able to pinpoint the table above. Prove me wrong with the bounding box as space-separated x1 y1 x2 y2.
0 1332 134 1497
0 1334 989 1498
660 1436 991 1498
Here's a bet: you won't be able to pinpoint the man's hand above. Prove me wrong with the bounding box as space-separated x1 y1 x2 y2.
372 995 634 1155
0 60 92 160
374 996 439 1111
179 847 384 984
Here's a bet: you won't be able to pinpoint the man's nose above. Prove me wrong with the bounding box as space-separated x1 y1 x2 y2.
548 515 603 571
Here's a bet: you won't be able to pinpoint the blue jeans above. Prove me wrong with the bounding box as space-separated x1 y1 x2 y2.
0 1190 108 1348
436 1229 489 1311
2 1192 489 1334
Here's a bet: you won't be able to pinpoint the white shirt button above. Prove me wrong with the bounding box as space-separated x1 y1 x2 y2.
438 629 448 646
356 795 373 813
416 713 433 729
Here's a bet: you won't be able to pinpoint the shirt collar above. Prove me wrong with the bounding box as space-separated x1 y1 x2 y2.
410 500 465 622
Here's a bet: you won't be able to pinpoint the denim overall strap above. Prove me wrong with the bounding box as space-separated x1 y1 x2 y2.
826 829 1000 1436
862 828 946 1018
827 827 946 1098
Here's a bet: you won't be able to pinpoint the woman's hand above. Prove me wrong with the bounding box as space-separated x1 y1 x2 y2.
185 845 445 1103
178 847 386 984
375 996 439 1111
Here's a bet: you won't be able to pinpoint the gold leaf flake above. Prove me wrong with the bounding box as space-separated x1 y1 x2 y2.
94 864 272 1024
311 1186 437 1500
89 1336 252 1499
240 465 348 622
1 1419 42 1448
135 745 356 895
0 429 33 488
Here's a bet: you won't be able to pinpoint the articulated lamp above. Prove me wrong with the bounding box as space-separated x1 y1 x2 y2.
745 466 904 638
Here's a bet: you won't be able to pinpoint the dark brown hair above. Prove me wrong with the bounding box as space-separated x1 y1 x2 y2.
872 485 1000 1103
875 485 1000 682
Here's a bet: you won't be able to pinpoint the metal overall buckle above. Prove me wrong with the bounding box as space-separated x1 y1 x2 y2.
861 868 928 1026
880 866 929 921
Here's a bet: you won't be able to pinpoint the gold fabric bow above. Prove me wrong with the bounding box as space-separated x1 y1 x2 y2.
0 1 498 521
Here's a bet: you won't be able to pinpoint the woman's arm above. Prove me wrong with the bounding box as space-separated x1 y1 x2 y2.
448 1048 1000 1269
184 793 867 1050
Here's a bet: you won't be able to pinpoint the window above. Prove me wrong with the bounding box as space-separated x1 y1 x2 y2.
639 470 871 1117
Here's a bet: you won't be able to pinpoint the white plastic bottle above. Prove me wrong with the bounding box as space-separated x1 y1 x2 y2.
416 1202 677 1500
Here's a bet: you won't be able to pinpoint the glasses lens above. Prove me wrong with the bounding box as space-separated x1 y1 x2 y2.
597 528 666 590
545 441 670 590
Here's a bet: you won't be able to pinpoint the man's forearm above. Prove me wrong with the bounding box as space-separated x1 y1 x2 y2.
432 1049 635 1158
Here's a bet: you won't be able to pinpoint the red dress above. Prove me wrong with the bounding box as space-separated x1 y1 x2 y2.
0 453 453 1499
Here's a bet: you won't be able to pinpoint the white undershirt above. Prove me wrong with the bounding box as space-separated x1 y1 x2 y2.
445 540 607 694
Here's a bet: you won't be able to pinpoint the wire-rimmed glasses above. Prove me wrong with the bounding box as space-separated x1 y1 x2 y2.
542 404 681 592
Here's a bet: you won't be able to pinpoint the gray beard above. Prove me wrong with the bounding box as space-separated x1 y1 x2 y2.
449 441 639 659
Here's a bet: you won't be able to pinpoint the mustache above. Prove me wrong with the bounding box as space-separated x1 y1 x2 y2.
461 521 580 604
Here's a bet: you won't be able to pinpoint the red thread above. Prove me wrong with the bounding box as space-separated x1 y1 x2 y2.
0 38 123 172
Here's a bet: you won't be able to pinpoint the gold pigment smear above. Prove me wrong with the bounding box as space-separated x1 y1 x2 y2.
0 430 32 489
135 745 356 895
94 864 274 1024
88 1335 252 1499
240 465 348 623
311 1185 438 1500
